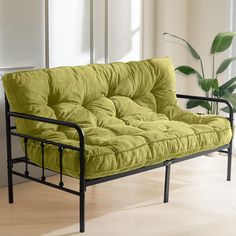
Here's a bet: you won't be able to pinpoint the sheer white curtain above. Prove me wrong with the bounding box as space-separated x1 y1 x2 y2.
231 1 236 76
48 0 143 67
229 0 236 152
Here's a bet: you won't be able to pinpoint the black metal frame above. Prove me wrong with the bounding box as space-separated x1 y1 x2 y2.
5 94 233 233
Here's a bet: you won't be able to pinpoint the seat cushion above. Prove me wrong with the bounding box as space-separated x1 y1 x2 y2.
3 58 232 179
24 113 231 179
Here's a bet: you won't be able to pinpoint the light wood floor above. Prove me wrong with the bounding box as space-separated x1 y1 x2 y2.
0 154 236 236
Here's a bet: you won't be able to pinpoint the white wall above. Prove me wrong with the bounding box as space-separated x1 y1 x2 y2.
0 0 45 68
142 0 155 59
154 0 231 108
155 0 189 95
49 0 91 67
187 0 230 96
0 0 46 187
108 0 142 62
230 0 236 77
93 0 106 63
49 0 152 66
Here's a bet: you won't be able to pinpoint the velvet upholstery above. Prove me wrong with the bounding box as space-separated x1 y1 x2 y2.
3 58 232 179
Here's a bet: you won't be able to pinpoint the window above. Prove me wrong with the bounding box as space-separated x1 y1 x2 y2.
48 0 143 67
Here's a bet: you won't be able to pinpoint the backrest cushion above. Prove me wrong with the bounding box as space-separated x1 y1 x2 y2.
3 57 177 136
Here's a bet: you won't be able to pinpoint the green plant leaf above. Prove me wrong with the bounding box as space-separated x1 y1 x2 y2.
221 93 236 112
214 76 236 97
211 32 236 54
221 106 236 113
175 66 203 80
186 99 211 110
219 83 236 97
164 32 201 60
212 79 219 91
175 66 195 75
219 76 236 90
216 57 236 74
198 78 218 92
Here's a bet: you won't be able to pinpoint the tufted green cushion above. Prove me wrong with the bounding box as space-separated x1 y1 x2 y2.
3 58 232 179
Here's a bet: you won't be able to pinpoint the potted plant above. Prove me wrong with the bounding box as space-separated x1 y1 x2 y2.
164 32 236 115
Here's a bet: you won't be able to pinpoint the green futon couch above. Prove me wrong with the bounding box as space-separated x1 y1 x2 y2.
3 57 233 232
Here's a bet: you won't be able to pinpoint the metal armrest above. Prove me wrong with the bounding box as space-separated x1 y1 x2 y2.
5 96 85 194
176 94 234 128
8 111 84 141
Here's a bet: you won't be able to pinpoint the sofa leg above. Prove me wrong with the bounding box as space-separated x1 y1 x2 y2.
80 192 85 233
7 166 14 204
164 165 171 203
5 96 14 204
79 163 85 232
227 141 233 181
